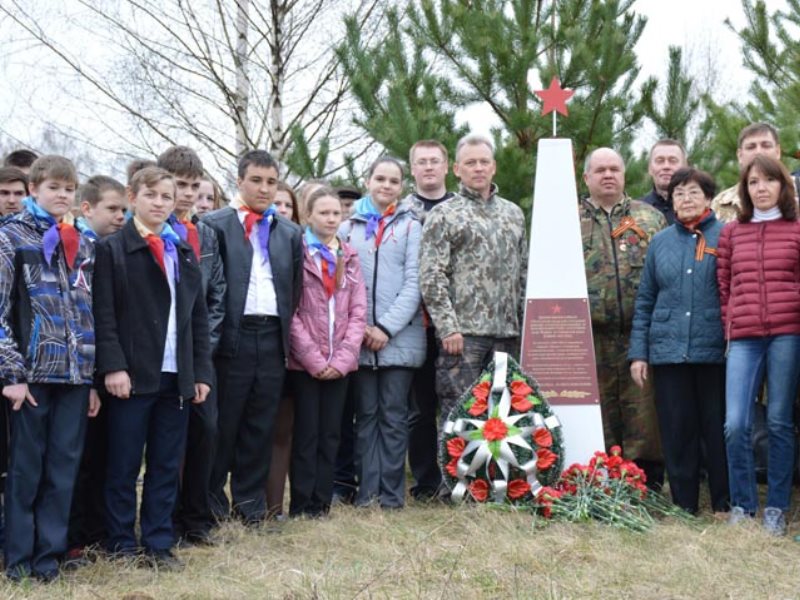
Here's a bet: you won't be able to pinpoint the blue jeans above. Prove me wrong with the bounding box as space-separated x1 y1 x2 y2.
725 335 800 512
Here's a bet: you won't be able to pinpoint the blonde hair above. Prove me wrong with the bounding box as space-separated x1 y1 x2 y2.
305 186 345 288
129 166 175 196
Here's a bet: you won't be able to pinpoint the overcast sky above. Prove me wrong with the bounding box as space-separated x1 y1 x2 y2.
0 0 790 175
461 0 788 150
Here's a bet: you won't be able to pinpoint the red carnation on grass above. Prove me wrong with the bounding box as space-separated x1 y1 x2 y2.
469 479 489 502
507 479 531 500
533 427 553 448
482 418 508 442
447 437 466 459
445 457 459 478
537 448 558 470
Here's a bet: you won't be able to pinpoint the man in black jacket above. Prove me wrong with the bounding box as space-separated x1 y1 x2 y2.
205 150 303 525
157 146 226 546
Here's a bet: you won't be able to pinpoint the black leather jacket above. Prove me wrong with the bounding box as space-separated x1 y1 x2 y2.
193 218 226 354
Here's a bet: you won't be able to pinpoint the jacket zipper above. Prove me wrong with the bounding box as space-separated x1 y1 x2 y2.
371 239 380 369
606 212 626 335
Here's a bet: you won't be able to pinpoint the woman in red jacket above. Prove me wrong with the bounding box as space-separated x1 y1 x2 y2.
287 187 367 518
717 154 800 535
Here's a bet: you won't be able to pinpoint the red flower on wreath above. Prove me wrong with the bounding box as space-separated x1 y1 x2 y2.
482 418 508 441
537 448 558 470
510 380 533 397
533 427 553 448
447 437 466 459
507 479 531 500
468 397 488 416
445 457 459 478
511 394 533 412
468 381 490 416
469 479 489 502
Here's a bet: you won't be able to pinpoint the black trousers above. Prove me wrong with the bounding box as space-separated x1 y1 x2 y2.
175 374 218 538
67 396 109 549
210 317 285 523
289 371 349 517
332 381 357 499
652 363 729 513
408 326 442 497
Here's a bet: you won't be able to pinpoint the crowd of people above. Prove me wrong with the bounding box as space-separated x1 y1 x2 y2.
0 123 798 584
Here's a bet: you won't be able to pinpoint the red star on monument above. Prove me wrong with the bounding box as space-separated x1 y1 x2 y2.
534 77 574 117
551 304 562 315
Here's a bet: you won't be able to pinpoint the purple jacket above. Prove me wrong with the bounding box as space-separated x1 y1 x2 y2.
288 238 367 375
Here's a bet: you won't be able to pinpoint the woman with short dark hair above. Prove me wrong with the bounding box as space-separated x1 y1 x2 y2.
629 167 729 515
717 154 800 535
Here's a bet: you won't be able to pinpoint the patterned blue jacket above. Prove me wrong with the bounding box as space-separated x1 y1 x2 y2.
0 209 95 386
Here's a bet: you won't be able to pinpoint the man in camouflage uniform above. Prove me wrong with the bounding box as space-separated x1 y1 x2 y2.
581 148 667 488
711 122 783 223
420 133 527 430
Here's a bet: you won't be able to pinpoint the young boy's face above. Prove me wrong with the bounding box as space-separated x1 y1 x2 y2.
174 175 201 217
30 177 77 220
0 180 27 216
130 180 176 231
81 190 128 238
237 165 279 214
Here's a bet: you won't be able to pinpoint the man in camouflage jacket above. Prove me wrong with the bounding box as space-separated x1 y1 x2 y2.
581 148 667 488
419 134 527 429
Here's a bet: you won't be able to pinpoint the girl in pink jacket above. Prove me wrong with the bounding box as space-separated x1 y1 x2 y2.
288 187 367 518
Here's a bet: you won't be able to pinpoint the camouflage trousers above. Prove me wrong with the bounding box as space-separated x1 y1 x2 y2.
595 330 663 462
435 336 520 427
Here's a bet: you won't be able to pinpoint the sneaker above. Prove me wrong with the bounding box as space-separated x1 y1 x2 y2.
762 507 787 536
728 506 754 525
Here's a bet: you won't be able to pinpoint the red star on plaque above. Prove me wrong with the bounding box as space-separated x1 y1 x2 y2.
551 304 562 315
534 77 574 117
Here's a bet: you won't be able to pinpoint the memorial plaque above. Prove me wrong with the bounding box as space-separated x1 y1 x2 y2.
521 297 600 406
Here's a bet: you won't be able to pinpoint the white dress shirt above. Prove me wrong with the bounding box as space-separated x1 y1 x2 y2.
239 210 279 316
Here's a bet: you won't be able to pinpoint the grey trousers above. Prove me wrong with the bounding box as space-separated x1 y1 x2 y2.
353 368 414 508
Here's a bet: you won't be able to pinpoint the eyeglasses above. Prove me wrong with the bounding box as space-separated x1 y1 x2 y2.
414 158 444 167
672 189 706 201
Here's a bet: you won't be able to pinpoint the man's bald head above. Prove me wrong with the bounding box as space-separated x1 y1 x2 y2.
583 148 626 209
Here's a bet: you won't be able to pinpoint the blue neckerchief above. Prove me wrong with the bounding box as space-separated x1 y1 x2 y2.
305 227 337 277
75 216 98 241
168 213 188 242
159 221 182 282
24 197 67 266
353 196 383 240
24 197 56 226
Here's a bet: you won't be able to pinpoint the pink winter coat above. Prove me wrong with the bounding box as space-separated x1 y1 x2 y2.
717 219 800 340
288 239 367 375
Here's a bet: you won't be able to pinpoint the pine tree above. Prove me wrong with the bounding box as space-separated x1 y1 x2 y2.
698 0 800 187
338 0 657 210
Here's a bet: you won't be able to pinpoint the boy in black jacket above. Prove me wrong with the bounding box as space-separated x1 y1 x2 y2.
93 167 212 570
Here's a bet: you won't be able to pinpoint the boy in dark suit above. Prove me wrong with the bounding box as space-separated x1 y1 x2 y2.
205 150 302 525
93 167 212 570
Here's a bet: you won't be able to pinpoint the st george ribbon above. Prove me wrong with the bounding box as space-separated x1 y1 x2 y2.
522 79 605 466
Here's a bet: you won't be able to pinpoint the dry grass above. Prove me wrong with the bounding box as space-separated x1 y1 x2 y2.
3 500 800 600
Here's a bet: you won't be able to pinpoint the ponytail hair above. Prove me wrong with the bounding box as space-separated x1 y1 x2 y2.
305 186 346 288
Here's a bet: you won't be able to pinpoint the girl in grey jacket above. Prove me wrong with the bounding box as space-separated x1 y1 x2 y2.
339 157 425 508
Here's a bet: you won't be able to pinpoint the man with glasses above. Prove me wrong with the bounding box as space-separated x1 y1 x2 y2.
402 140 454 501
419 134 528 486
